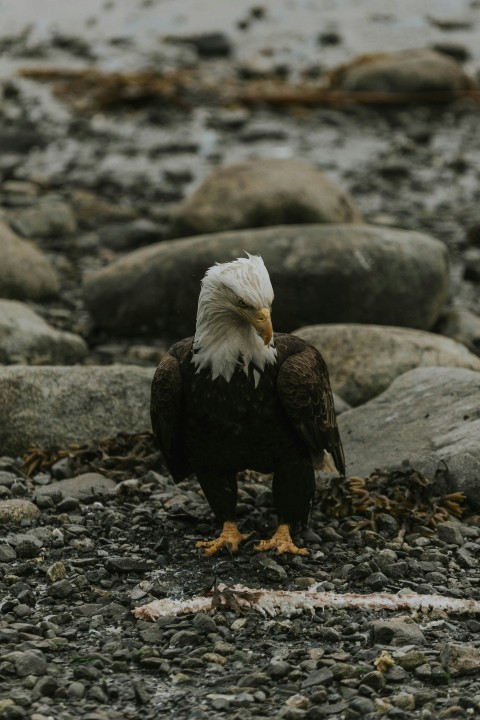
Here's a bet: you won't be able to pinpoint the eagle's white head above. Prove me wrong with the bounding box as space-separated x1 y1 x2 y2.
193 253 277 384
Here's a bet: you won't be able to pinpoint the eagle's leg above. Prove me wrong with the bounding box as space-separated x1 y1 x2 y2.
196 521 250 557
254 524 308 556
195 472 249 556
255 452 313 555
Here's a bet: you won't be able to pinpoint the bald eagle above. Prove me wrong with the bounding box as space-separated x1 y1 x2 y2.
151 254 345 555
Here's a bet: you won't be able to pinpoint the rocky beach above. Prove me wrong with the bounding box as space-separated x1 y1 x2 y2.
1 1 480 718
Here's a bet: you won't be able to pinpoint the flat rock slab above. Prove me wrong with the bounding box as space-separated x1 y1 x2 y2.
84 224 449 338
0 220 59 301
0 299 87 364
169 158 362 237
295 324 480 406
339 367 480 508
0 365 153 456
36 473 117 501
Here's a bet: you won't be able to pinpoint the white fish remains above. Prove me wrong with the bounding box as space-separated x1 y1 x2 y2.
132 583 480 622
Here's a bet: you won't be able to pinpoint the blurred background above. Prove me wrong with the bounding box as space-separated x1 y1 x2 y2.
1 0 480 369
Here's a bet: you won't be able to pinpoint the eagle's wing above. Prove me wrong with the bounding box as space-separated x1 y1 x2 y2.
150 353 189 481
276 344 345 476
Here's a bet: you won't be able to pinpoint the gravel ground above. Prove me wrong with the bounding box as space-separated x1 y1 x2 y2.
1 445 480 719
1 2 480 718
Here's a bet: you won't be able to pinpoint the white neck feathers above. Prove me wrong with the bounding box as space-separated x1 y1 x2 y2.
192 282 276 385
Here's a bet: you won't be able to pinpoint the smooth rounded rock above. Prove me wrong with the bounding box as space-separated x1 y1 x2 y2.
294 324 480 405
84 224 449 337
0 365 153 456
339 367 480 507
0 220 59 301
0 300 87 365
0 499 40 523
329 48 473 93
169 158 362 238
10 199 77 239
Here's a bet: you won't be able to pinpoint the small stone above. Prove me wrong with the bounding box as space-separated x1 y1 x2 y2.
266 659 291 678
350 697 376 714
12 534 43 558
436 522 464 546
397 650 429 670
67 681 85 699
46 561 67 582
440 643 480 677
47 579 74 599
169 630 199 647
302 667 334 688
386 665 409 682
391 692 416 710
8 650 47 677
257 555 288 581
294 577 316 589
366 571 388 590
373 619 426 646
203 653 226 665
286 694 310 709
56 496 80 512
0 500 40 524
0 543 17 561
361 670 385 691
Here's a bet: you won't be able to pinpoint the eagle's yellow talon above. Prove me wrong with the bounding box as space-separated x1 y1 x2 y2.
196 521 249 556
254 523 308 556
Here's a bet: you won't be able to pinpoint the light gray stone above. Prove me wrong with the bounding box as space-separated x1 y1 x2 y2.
10 199 77 239
0 299 87 365
339 367 480 507
372 619 426 646
294 324 480 406
36 473 117 500
169 158 362 238
0 219 59 301
84 224 449 337
329 48 473 93
0 499 40 523
0 365 153 456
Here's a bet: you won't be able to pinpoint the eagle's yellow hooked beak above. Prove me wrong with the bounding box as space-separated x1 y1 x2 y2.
250 307 273 345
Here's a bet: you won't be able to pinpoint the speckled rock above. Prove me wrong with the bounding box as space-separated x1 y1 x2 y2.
0 299 87 364
0 365 153 456
0 219 59 301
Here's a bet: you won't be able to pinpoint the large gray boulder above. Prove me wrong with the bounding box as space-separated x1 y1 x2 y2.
0 220 59 301
83 224 449 338
295 324 480 406
329 49 473 93
339 367 480 508
0 300 87 365
0 366 153 456
169 159 362 238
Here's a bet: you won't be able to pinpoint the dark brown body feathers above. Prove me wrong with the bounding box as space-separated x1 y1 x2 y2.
150 333 344 528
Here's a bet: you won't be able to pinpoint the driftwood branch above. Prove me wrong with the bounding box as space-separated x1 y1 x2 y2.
132 583 480 621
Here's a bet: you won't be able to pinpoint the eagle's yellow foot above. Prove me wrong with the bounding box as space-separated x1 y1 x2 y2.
196 521 250 557
254 523 308 556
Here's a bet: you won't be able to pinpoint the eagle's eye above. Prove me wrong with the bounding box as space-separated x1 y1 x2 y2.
237 298 249 309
